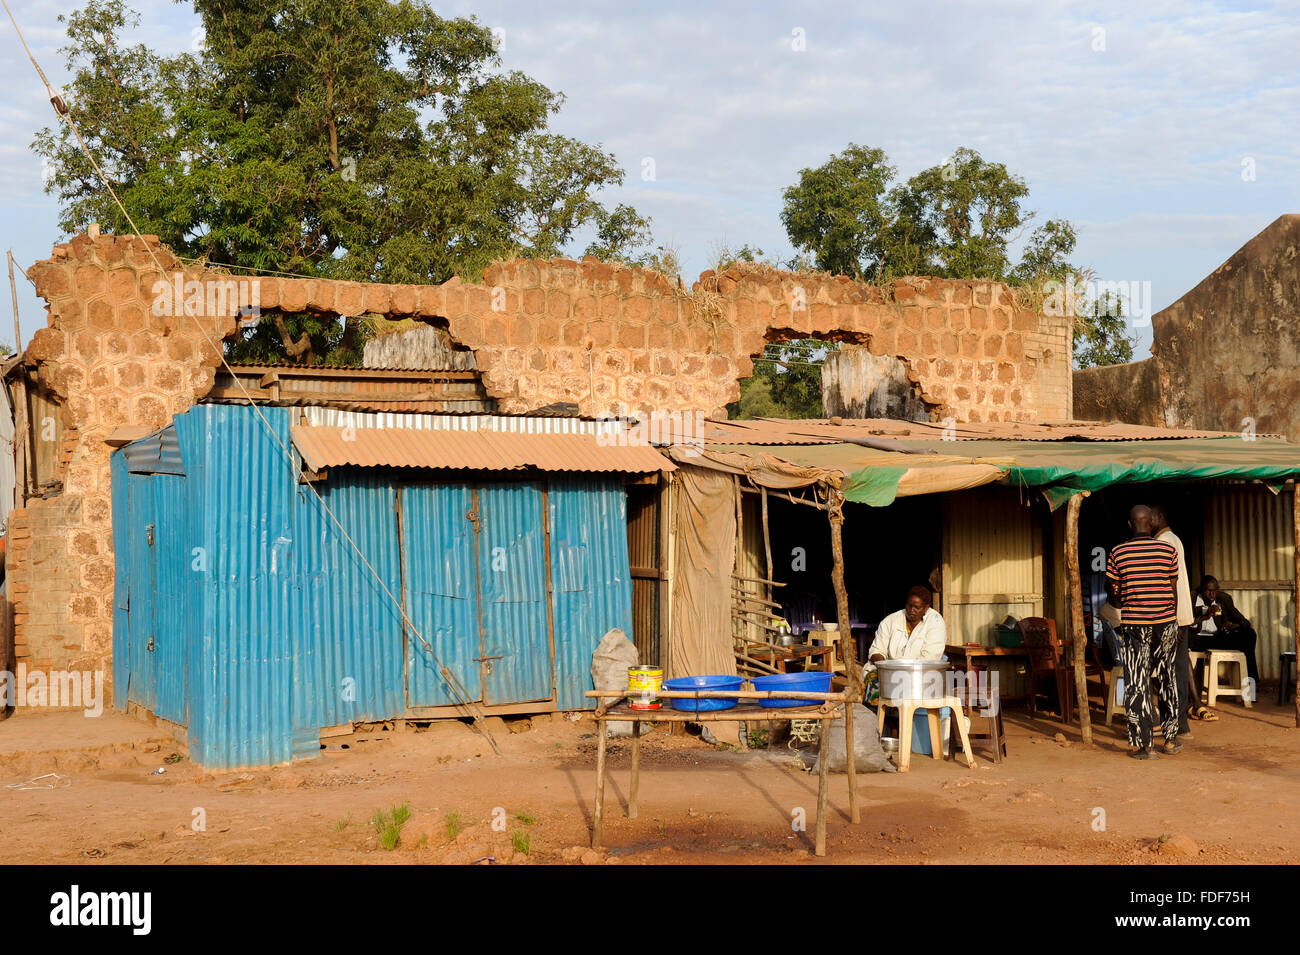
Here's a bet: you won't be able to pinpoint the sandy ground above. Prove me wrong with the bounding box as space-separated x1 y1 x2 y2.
0 696 1297 865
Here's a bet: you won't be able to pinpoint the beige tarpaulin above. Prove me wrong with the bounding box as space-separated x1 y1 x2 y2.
668 464 740 681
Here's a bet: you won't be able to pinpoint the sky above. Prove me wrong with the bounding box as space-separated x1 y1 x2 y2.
1 0 1297 358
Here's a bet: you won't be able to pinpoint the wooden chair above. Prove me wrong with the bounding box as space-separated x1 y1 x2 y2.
1019 617 1074 723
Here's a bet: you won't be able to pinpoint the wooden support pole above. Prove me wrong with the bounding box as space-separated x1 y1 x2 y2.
592 718 608 846
1293 483 1299 728
7 251 21 355
827 490 863 702
629 719 641 818
761 487 773 605
844 701 859 824
1066 491 1093 744
815 716 830 857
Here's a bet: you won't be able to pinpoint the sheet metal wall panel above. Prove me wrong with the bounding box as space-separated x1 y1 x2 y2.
124 473 157 711
177 404 296 769
110 453 131 705
295 469 406 729
1203 486 1295 681
400 482 483 706
549 478 634 710
477 482 552 704
149 472 190 725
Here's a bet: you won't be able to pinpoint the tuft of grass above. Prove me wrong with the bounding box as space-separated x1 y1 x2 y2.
445 810 466 841
511 830 531 855
748 729 770 749
513 811 536 826
370 801 411 851
334 814 351 832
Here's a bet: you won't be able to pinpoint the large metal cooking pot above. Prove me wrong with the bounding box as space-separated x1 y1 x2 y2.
875 659 950 701
777 630 806 648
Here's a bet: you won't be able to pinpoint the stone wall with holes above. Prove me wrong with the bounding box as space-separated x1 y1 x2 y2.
12 233 1072 690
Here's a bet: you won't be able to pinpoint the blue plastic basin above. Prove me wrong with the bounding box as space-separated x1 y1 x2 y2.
751 671 833 707
663 675 744 712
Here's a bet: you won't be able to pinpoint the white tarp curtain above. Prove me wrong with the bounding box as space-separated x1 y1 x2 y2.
668 464 739 680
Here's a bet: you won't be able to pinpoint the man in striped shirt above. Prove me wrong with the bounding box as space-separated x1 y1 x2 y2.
1105 505 1182 758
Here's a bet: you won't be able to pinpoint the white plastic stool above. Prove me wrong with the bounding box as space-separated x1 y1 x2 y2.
1205 650 1252 708
877 695 975 771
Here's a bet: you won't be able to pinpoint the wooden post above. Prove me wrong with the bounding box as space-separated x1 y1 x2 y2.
7 250 21 355
1065 492 1093 744
815 715 830 857
844 702 859 824
592 718 608 846
827 491 863 702
761 487 773 605
1293 483 1299 728
629 719 641 818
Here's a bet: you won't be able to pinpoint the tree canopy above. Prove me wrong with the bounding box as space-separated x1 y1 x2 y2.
36 0 657 363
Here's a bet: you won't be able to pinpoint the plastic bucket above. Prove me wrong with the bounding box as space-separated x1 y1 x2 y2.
627 666 663 709
663 675 744 712
751 671 833 708
911 706 953 756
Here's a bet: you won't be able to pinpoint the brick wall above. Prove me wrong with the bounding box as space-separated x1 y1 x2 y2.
13 233 1073 687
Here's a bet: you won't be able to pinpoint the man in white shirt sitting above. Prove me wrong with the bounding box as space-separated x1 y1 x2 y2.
868 585 948 662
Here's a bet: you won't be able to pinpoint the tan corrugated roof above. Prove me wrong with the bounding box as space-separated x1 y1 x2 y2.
292 425 673 473
682 418 1261 445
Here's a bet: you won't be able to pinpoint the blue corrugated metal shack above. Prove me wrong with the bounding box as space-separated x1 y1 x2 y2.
110 403 670 769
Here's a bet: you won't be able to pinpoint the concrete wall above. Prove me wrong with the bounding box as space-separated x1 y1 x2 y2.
11 233 1075 686
1075 214 1300 439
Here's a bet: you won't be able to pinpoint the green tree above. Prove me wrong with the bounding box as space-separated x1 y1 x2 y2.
1072 284 1136 368
781 145 1076 284
35 0 652 363
727 339 839 419
780 144 895 279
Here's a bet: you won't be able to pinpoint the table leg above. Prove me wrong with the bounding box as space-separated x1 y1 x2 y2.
844 703 859 824
816 715 830 857
629 719 641 819
592 717 608 847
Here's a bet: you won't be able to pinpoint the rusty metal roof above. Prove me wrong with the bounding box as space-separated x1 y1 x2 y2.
680 417 1261 445
292 425 674 474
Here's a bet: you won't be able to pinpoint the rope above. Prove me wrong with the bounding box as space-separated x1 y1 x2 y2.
1 1 499 752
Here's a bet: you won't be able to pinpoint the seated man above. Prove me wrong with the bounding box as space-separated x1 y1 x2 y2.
868 585 947 663
1190 575 1260 687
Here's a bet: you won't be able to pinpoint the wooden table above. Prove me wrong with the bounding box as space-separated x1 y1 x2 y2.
585 689 859 857
944 642 1073 704
747 644 834 673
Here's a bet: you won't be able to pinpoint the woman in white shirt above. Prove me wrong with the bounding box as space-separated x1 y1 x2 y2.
868 585 948 662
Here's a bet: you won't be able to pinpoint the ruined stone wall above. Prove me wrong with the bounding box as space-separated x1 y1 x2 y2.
1074 214 1300 440
13 233 1073 687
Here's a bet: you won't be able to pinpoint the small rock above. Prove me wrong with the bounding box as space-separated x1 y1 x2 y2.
1053 733 1067 745
140 742 161 753
507 719 532 734
561 846 586 862
1157 833 1200 857
580 849 604 865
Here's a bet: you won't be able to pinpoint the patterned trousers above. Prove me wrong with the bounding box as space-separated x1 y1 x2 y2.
1118 622 1181 749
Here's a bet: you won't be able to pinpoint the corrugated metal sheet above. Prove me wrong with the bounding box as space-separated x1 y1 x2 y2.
477 483 552 704
943 487 1042 700
1202 485 1294 681
401 482 482 707
113 402 637 767
679 417 1261 446
300 406 622 437
123 424 184 474
292 425 673 474
549 477 634 710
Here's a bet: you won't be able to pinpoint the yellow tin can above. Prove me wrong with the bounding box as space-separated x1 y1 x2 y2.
627 665 663 709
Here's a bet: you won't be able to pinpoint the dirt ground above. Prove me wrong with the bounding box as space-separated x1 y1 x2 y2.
1 696 1297 865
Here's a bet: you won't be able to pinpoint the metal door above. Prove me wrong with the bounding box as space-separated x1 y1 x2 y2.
400 482 482 706
149 473 188 724
124 474 157 710
473 482 552 705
